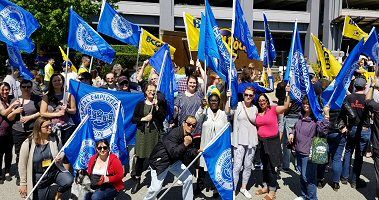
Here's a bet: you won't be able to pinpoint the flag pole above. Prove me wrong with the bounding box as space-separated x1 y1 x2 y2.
136 28 144 69
227 0 236 107
157 123 231 200
89 56 94 72
63 47 70 105
25 115 90 200
204 58 207 97
182 12 193 62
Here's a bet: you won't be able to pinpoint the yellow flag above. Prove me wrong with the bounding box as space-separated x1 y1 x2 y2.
261 67 269 88
311 35 341 79
343 16 368 41
59 46 77 73
183 13 201 51
138 28 176 56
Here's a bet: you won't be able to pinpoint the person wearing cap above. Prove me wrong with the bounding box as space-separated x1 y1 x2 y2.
341 77 371 189
118 76 130 92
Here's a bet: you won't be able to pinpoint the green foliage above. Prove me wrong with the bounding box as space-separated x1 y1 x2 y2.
12 0 120 49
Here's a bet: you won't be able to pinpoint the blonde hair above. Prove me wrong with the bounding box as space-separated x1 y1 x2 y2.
32 117 51 143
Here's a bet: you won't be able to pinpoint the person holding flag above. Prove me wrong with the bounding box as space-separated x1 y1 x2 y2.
86 139 124 200
131 83 167 194
255 86 290 200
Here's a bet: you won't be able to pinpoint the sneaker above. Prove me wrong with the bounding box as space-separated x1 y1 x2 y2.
340 177 348 185
240 188 252 199
177 179 183 186
332 182 340 191
317 179 325 189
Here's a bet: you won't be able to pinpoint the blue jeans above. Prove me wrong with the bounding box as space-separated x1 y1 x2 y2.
282 117 298 169
85 185 118 200
317 132 347 183
342 126 371 182
296 154 318 200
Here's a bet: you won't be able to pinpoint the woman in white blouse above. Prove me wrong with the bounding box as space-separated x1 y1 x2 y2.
225 87 258 199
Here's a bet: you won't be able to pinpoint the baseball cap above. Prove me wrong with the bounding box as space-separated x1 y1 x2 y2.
354 77 366 88
118 76 129 85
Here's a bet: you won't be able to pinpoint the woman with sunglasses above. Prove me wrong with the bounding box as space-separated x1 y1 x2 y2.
195 93 228 197
86 139 124 200
131 83 167 194
0 82 21 184
40 74 76 146
18 117 73 200
225 87 258 198
254 85 290 200
8 79 42 186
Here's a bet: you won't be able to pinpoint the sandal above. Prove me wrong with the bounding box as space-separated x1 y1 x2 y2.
262 194 276 200
255 188 268 195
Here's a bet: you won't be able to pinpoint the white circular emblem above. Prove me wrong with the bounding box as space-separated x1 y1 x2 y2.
111 14 133 39
290 51 309 102
7 46 19 64
0 6 26 42
79 92 120 140
215 149 233 190
76 23 98 52
75 139 96 169
372 43 379 63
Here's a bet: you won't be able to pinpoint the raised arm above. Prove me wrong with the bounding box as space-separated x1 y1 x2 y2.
136 60 149 83
276 84 291 114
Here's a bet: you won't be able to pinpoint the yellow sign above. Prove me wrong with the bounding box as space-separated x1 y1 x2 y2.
139 28 176 56
59 46 77 73
183 13 201 51
343 16 368 41
311 35 341 79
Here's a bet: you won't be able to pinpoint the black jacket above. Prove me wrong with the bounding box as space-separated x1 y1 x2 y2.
132 96 167 132
149 126 198 175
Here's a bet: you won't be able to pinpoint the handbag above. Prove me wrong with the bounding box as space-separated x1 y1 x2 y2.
309 136 329 164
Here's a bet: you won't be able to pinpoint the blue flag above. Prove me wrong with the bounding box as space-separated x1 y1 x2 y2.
98 2 141 46
201 0 238 108
203 124 233 200
68 8 116 64
263 13 277 67
6 45 34 80
234 0 260 60
64 118 96 171
287 22 324 120
362 27 379 64
109 102 129 165
322 39 364 110
0 0 40 53
69 79 145 145
149 44 175 121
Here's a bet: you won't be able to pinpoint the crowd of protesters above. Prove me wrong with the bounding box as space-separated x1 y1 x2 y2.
0 53 379 200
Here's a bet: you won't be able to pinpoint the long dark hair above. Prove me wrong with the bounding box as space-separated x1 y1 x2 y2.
301 96 316 120
257 93 271 113
47 74 65 106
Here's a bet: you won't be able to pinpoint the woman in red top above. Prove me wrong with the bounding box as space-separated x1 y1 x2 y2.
255 85 290 200
86 139 124 200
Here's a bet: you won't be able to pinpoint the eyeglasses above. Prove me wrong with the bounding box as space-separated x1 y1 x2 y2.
97 146 108 151
185 122 197 128
21 85 32 89
244 93 254 98
258 99 267 103
41 124 52 129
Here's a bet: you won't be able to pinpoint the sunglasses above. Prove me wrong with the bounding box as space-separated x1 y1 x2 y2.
244 93 254 98
21 85 32 89
97 146 108 151
185 122 196 128
41 124 52 129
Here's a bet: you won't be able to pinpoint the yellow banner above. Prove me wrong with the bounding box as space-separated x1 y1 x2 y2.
343 16 368 41
183 13 201 51
311 35 341 79
59 46 77 73
138 29 176 56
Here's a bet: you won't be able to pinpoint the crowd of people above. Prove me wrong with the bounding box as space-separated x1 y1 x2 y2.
0 53 378 200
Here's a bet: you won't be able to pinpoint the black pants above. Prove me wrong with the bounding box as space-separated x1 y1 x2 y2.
12 129 30 177
197 167 216 190
0 134 13 177
260 146 278 191
132 157 145 177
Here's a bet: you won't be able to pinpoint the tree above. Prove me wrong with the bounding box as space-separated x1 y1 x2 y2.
13 0 120 50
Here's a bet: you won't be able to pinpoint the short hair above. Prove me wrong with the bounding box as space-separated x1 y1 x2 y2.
208 93 220 103
82 56 90 62
20 79 32 86
96 139 110 147
184 115 197 123
186 75 198 86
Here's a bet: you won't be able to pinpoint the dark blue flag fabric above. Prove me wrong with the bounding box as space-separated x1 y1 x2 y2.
234 0 260 60
203 123 233 200
109 102 129 165
287 22 324 120
149 44 175 121
263 13 277 67
64 117 96 171
6 45 34 80
0 0 40 53
362 27 379 64
203 0 238 108
69 79 145 145
322 39 364 110
98 2 141 47
68 8 116 64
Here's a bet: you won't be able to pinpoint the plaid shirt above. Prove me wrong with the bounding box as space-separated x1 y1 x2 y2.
177 76 187 94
